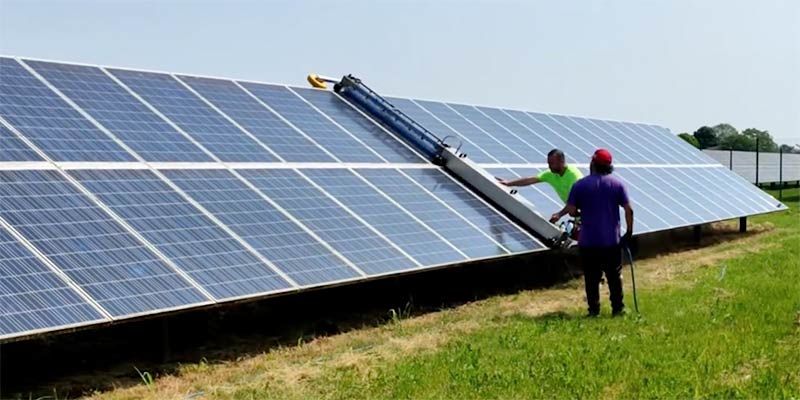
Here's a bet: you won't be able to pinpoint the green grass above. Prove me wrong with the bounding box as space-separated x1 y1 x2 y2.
290 189 800 399
92 188 800 399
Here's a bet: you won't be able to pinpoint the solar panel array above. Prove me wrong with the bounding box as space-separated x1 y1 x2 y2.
0 56 784 341
0 57 546 341
704 149 800 183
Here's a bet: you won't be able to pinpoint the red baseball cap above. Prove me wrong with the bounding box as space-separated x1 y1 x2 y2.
592 148 613 165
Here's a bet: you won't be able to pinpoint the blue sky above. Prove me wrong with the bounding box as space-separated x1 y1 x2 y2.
1 0 798 145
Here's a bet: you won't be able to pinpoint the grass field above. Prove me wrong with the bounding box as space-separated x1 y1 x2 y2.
80 188 798 399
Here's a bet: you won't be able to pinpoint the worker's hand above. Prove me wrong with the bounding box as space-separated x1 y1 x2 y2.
620 231 633 247
495 177 510 186
549 213 561 224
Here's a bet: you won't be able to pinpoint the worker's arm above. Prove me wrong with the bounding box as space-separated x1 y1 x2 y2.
549 203 577 224
623 203 634 237
496 176 540 187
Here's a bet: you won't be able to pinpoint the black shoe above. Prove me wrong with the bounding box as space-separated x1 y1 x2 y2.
612 308 627 317
587 310 600 318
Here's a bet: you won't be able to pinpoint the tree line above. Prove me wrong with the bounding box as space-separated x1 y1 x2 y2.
677 123 798 153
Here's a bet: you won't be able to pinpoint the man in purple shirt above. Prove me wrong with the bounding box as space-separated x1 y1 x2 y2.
551 149 634 316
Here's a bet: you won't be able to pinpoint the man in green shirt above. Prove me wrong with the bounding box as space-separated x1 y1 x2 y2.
497 149 584 222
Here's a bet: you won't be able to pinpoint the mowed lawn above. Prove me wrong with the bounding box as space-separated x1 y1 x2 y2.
94 189 799 400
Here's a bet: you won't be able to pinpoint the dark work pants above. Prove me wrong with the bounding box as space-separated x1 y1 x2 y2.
580 246 624 314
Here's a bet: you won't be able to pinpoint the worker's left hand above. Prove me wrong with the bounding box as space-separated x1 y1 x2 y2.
549 213 561 224
620 231 633 247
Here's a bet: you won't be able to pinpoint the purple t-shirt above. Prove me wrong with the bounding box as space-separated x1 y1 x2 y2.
567 173 630 248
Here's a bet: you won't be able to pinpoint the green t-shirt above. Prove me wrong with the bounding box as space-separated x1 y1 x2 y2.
537 164 584 203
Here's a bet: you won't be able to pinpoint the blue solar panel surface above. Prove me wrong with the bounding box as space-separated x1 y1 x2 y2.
108 69 278 162
0 125 42 162
26 61 212 162
292 88 425 164
0 170 208 317
162 169 363 286
358 168 530 258
0 226 105 338
401 168 542 253
177 76 335 163
240 82 384 163
303 168 467 267
0 58 134 161
238 169 419 275
72 169 294 300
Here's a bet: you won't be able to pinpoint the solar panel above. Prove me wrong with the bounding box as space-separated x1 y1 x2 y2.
399 168 543 253
238 82 384 163
71 169 294 300
161 169 364 286
293 88 426 163
357 168 539 258
414 100 528 163
0 57 784 342
0 170 209 317
176 75 336 163
25 60 212 162
0 225 106 339
302 168 467 266
107 68 279 162
0 58 135 161
237 168 419 275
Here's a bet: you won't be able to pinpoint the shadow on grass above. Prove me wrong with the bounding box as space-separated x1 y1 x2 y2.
0 222 771 398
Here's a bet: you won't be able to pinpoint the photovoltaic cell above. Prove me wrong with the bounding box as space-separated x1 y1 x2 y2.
0 57 134 161
0 226 105 338
239 82 383 163
177 76 335 162
163 169 362 286
72 169 293 300
0 125 42 161
292 88 424 163
238 169 418 275
357 168 512 258
25 60 212 162
304 168 466 267
0 170 208 317
107 69 278 162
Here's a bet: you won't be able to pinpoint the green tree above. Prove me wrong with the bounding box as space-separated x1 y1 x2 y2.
678 132 700 148
719 133 755 151
692 126 718 149
741 128 778 152
712 123 739 144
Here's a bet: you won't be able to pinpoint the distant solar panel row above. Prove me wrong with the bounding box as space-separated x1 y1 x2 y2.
703 149 800 183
